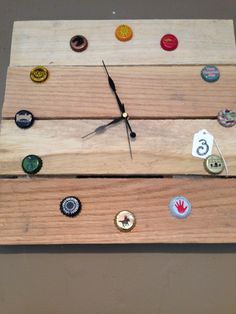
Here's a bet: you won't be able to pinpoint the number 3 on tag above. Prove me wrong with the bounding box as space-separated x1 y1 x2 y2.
192 129 214 159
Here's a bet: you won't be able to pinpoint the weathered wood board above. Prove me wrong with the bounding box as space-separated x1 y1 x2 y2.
0 178 236 245
0 19 236 244
10 20 236 66
0 119 235 176
3 66 236 118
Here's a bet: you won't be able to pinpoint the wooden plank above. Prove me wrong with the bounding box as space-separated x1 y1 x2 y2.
0 178 236 244
0 119 235 176
3 65 236 118
10 20 236 66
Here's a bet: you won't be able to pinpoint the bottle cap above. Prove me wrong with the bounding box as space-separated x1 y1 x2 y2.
115 24 133 42
22 154 43 174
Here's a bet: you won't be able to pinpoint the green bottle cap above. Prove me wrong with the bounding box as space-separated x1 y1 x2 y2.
22 154 43 174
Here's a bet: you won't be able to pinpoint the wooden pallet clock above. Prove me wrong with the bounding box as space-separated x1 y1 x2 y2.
0 20 236 244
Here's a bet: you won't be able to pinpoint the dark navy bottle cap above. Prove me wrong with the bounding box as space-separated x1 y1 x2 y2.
15 110 34 129
60 196 82 217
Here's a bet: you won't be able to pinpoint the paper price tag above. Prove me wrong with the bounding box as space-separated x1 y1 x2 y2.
192 129 214 159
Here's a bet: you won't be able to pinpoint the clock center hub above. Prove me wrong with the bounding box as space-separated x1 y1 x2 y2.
122 112 128 119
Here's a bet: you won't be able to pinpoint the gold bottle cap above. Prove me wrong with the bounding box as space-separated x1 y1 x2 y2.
30 66 49 83
114 210 136 232
204 154 225 175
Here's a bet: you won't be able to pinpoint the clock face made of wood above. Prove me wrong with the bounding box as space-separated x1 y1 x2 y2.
0 20 236 244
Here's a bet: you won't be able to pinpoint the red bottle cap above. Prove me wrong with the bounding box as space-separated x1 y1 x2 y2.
160 34 178 51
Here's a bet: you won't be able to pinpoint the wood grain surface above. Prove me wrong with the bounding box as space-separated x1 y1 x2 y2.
10 20 236 66
0 119 235 176
3 65 236 118
1 19 236 245
0 177 236 244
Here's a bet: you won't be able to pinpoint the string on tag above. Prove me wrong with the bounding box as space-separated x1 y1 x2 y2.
213 138 229 176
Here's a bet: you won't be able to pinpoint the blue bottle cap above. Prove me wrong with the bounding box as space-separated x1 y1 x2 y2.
201 65 220 82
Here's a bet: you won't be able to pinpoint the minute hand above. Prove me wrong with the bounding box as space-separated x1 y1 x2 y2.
102 60 136 140
102 60 125 114
113 91 136 138
114 91 126 114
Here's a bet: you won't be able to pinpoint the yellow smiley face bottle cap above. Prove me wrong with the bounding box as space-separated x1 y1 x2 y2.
30 66 49 83
115 24 133 42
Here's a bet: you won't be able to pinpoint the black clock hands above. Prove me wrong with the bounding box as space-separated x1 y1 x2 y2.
125 118 133 159
82 116 123 139
126 119 136 138
102 60 136 159
102 60 136 139
82 61 136 160
102 60 125 114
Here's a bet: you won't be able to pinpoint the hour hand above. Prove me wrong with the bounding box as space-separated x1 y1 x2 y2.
81 116 123 139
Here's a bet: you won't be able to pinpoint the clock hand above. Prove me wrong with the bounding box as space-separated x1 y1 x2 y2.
102 60 136 139
125 119 133 159
114 93 126 114
102 60 125 114
126 119 136 138
82 116 123 139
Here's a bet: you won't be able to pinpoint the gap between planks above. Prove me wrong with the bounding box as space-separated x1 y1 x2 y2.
1 174 236 179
